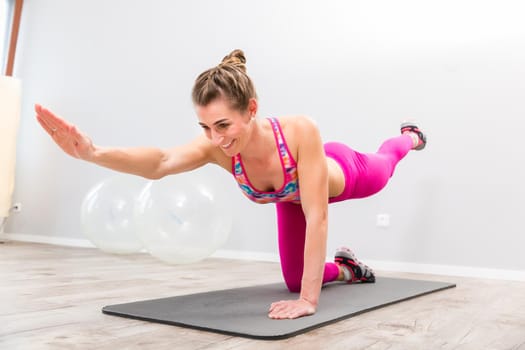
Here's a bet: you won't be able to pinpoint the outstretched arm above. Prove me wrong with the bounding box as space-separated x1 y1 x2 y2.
268 117 328 319
35 104 216 179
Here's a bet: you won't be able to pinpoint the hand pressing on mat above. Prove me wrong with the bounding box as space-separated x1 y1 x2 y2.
268 298 316 319
35 104 95 161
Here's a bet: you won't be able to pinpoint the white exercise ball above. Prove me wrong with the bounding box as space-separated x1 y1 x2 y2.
81 175 147 254
134 173 232 264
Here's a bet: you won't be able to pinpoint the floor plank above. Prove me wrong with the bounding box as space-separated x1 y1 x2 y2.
1 241 524 350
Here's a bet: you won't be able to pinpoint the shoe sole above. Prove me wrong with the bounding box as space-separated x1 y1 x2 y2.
335 248 376 283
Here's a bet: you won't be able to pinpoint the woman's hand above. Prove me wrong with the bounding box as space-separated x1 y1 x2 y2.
35 104 95 160
268 298 316 319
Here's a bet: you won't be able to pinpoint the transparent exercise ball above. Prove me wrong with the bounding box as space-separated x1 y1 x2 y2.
81 175 147 254
134 173 232 264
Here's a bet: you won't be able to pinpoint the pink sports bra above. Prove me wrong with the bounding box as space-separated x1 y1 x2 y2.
232 118 300 204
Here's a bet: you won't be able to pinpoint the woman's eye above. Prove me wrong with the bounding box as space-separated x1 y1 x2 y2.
217 123 229 130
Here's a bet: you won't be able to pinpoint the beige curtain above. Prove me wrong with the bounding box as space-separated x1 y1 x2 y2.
0 76 21 219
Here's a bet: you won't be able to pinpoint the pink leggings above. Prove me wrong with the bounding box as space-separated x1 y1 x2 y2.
275 135 413 292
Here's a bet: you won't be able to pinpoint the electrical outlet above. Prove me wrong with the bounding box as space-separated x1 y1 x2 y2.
376 214 390 228
12 202 22 213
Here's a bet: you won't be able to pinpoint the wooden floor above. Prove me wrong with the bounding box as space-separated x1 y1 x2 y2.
1 241 524 350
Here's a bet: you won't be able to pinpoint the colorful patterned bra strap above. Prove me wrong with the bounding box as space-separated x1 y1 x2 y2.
231 117 300 204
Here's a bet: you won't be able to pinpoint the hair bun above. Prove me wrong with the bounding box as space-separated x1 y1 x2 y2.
220 49 247 72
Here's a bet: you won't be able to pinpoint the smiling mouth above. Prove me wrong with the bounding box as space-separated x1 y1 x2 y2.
221 140 234 149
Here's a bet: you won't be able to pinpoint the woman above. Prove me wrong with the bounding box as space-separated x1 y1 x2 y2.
36 49 426 320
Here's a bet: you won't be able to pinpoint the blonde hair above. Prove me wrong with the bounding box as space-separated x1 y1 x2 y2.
192 49 257 111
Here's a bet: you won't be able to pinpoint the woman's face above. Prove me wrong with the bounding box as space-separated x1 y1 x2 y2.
196 98 256 156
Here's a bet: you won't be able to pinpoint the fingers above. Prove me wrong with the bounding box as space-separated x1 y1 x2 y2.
36 114 55 136
268 304 299 319
34 104 71 135
268 299 315 320
34 104 94 160
268 303 289 319
268 300 284 316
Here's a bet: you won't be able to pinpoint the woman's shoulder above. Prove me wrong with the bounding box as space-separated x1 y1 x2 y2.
273 116 321 159
275 115 320 137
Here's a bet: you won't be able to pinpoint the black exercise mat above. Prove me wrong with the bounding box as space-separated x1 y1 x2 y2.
102 277 455 340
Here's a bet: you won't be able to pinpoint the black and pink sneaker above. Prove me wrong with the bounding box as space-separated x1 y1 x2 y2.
401 122 427 151
334 247 376 283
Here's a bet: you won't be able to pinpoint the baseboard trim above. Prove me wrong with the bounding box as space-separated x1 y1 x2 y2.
213 250 525 282
2 233 96 248
364 259 525 282
211 249 281 263
4 233 524 282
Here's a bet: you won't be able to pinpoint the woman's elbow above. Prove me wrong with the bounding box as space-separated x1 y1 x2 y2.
141 167 166 180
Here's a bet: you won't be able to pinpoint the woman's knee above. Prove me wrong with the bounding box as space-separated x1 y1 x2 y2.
285 279 301 293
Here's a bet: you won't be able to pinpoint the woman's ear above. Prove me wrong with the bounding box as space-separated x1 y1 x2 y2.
248 98 258 117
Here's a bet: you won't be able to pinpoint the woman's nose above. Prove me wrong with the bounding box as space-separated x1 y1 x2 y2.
210 130 224 146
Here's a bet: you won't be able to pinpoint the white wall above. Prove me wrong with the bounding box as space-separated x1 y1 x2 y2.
7 0 525 272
